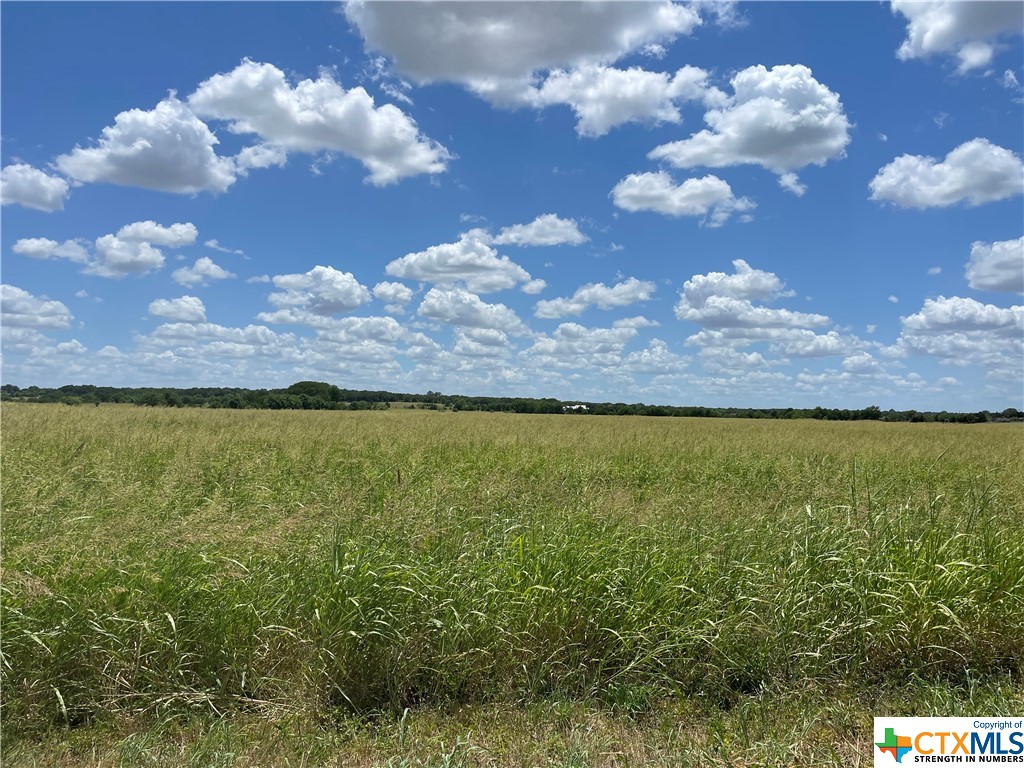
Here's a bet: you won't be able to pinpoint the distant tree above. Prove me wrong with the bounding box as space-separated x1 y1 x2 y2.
860 405 882 420
287 381 341 402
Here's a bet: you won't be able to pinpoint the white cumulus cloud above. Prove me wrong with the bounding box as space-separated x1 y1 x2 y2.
1 164 70 211
0 284 73 328
452 327 514 358
676 260 833 356
523 320 640 369
535 277 656 318
648 64 851 181
267 265 371 315
344 2 721 137
611 171 754 226
234 143 288 175
778 172 807 197
188 59 450 186
386 231 536 293
678 296 829 329
517 64 713 137
149 295 207 322
892 0 1024 73
679 259 784 306
55 339 88 356
117 221 198 248
345 1 701 86
12 238 89 263
889 295 1023 377
869 138 1024 208
55 96 237 194
417 286 530 334
621 339 691 374
172 256 236 287
966 237 1024 293
491 214 588 246
373 281 414 313
87 235 165 278
901 295 1022 334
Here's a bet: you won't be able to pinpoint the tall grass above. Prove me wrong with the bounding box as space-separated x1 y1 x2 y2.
3 405 1022 740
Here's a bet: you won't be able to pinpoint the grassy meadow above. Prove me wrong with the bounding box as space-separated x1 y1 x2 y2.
2 403 1023 766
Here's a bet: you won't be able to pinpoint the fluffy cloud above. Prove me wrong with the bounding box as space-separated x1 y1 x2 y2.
56 339 88 356
54 96 237 194
966 237 1024 293
793 368 935 403
778 172 807 197
648 64 850 184
491 214 588 246
0 284 73 328
345 1 700 86
892 0 1024 73
149 295 207 322
12 238 89 263
683 327 859 360
318 316 410 343
131 322 316 371
385 231 536 293
332 323 437 371
523 320 640 368
1 326 51 355
620 339 690 374
417 286 530 334
373 281 414 312
13 221 200 278
87 235 164 277
452 327 514 358
535 277 656 318
869 139 1024 208
143 321 298 350
676 261 835 359
768 330 853 358
172 256 236 287
267 265 371 315
842 351 884 375
901 295 1021 335
889 295 1023 377
679 259 784 306
517 64 713 137
345 2 721 135
1 164 70 211
309 317 439 372
188 60 450 186
234 143 288 175
699 347 772 374
611 171 754 226
117 221 198 248
678 296 829 330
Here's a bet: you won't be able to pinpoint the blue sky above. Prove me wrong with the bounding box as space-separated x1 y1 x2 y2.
2 1 1022 410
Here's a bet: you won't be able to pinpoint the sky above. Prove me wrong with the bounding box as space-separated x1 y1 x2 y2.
1 1 1022 411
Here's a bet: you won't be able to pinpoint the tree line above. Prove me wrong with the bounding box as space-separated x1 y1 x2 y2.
2 382 1020 423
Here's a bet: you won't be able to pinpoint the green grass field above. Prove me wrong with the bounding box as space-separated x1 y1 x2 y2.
3 404 1022 766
